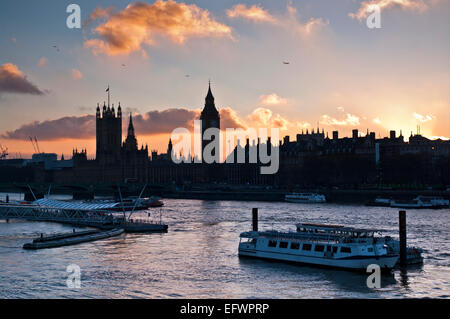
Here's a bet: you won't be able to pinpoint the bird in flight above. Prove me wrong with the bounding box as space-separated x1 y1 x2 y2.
122 64 126 67
283 61 290 65
52 45 60 52
185 74 190 78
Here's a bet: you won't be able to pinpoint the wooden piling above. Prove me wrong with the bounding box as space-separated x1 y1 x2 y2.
252 208 258 232
399 210 407 267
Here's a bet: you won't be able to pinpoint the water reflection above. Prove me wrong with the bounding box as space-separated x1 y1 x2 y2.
0 194 448 298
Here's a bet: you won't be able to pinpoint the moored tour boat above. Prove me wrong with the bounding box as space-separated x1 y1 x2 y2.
285 193 326 203
239 222 399 271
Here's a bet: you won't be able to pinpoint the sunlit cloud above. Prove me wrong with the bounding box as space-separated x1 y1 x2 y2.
0 63 44 95
430 136 449 141
226 4 276 23
71 69 83 80
320 113 360 126
84 0 233 56
248 108 289 130
349 0 430 21
220 107 247 129
413 112 433 122
297 122 311 129
285 2 329 36
373 117 382 124
259 93 288 106
226 3 328 36
83 6 115 26
38 57 48 67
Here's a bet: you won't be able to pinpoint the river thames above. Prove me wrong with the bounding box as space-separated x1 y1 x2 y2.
0 194 449 298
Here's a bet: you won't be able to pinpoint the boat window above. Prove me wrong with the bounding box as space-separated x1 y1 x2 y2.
340 247 352 253
279 241 288 249
268 240 277 247
302 243 312 251
290 242 300 250
314 245 325 252
368 247 373 252
332 246 338 253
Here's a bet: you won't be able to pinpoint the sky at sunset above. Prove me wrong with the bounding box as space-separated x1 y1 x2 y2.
0 0 449 159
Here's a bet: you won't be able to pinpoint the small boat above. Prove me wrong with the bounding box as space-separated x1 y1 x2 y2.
285 193 326 203
239 223 399 271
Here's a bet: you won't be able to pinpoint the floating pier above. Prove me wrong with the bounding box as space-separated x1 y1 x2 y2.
0 199 168 232
23 228 124 250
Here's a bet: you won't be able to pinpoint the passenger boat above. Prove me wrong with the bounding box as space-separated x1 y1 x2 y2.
366 196 449 209
390 196 449 209
239 223 399 271
285 193 326 203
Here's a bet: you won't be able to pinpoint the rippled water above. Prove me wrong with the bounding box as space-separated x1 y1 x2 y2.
0 193 449 298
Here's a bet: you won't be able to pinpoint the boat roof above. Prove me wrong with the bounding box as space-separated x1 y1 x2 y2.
34 198 119 211
296 223 382 233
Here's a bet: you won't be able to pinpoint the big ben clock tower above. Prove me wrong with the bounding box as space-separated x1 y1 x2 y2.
200 81 220 161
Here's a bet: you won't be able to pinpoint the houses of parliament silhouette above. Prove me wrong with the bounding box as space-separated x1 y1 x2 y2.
1 83 449 188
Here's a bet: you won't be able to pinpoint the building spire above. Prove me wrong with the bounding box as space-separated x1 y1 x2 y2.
128 113 135 137
106 85 110 107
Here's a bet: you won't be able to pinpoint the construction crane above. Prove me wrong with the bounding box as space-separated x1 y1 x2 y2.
29 136 42 154
0 144 8 159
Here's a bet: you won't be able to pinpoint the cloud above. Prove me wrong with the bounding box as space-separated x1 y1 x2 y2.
297 122 311 129
226 3 327 36
133 108 200 134
83 6 115 26
373 117 382 124
413 112 433 122
247 108 289 130
320 113 360 126
1 115 96 141
226 4 276 23
349 0 429 21
71 69 83 80
430 136 449 141
220 107 247 129
84 1 233 56
38 57 48 67
1 105 296 141
0 63 44 95
259 93 288 106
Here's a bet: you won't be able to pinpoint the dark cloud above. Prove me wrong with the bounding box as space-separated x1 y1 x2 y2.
0 63 44 95
1 107 251 141
133 108 200 134
1 115 96 141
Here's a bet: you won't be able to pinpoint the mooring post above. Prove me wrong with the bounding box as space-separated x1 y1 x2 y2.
252 208 258 232
399 210 407 267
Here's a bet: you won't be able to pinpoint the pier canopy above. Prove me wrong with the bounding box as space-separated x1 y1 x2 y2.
34 198 119 211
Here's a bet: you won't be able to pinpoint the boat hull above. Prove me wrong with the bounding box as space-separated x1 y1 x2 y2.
238 247 398 271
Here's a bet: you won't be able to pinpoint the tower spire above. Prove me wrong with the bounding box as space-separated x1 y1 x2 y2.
106 85 110 107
